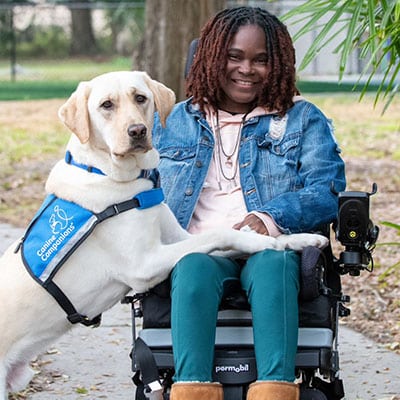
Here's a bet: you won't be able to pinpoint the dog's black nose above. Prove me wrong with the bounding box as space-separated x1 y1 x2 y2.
128 124 147 138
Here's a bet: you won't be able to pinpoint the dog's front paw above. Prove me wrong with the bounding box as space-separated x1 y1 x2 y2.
276 233 329 251
237 231 279 253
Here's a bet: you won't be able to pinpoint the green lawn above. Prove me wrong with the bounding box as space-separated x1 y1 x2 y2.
0 81 77 100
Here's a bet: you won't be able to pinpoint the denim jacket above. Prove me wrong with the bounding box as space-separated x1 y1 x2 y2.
152 98 346 234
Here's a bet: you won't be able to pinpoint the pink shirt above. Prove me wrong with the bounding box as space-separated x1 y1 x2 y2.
188 107 281 237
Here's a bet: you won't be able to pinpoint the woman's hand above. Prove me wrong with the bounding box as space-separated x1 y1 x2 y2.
233 214 269 235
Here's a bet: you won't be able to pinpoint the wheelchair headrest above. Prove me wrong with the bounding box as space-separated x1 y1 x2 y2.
184 38 199 79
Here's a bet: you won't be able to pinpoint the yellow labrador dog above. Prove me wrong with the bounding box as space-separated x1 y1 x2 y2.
0 71 327 398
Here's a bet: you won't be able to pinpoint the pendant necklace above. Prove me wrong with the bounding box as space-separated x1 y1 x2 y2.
213 112 248 189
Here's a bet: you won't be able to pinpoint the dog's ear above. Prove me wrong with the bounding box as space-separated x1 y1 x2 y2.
58 82 91 143
143 73 176 127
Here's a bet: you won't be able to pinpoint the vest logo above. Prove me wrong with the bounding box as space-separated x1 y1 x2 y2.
215 364 250 374
49 204 73 234
36 203 76 262
22 194 96 283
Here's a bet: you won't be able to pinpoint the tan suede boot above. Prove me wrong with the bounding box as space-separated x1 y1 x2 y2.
170 382 223 400
247 381 299 400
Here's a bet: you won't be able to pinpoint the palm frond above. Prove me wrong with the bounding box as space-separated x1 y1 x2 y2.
282 0 399 112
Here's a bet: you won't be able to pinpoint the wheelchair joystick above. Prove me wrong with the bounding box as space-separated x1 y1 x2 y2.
332 183 379 275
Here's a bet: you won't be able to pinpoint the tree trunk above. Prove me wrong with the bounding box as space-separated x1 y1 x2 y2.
69 0 97 55
137 0 226 101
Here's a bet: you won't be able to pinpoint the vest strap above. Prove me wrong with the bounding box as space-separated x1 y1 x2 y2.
45 280 102 327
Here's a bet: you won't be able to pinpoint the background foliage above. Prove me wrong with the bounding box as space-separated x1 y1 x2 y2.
283 0 400 112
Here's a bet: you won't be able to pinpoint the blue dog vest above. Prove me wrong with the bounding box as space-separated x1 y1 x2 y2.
22 190 164 285
17 165 164 326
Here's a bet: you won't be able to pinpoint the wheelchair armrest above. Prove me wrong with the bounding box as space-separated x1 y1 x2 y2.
300 246 327 301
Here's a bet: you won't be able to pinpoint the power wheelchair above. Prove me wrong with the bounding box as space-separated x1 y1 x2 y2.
123 185 379 400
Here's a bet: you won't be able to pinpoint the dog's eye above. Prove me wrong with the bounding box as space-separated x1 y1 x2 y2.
101 100 114 109
135 95 147 104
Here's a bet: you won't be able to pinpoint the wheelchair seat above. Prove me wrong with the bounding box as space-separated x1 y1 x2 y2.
128 244 350 400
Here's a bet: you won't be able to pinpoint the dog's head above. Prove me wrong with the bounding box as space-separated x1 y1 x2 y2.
58 71 175 170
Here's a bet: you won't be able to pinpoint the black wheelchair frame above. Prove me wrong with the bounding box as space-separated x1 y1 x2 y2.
124 185 378 400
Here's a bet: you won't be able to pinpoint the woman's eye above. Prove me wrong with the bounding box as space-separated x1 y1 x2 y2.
255 57 268 64
101 100 113 109
228 53 241 61
135 95 147 104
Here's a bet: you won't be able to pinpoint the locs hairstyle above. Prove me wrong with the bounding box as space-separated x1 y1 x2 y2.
186 6 299 116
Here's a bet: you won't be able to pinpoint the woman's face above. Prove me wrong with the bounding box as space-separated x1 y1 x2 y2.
218 24 269 114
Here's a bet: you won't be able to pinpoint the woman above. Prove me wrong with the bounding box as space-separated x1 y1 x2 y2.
152 6 345 400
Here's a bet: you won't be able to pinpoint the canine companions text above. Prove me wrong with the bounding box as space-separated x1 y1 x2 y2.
0 71 328 398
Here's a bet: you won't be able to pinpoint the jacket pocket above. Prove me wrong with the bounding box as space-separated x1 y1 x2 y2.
158 148 197 196
257 131 300 157
159 147 196 162
253 131 301 192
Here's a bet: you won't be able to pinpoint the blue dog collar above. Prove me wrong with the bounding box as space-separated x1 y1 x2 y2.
64 151 161 188
65 150 106 175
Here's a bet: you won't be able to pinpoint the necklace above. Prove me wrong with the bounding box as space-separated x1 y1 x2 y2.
213 112 248 188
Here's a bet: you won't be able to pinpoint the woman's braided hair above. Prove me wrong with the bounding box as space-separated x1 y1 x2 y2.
186 6 299 116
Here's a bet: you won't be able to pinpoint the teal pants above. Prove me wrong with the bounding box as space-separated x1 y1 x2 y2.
171 249 300 382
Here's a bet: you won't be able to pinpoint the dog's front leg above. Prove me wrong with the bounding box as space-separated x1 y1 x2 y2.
138 228 277 290
158 204 191 244
3 362 34 397
158 205 278 253
156 228 279 269
129 213 279 290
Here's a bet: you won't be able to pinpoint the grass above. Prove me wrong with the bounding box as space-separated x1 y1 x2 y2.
0 99 69 167
0 56 133 100
307 94 400 160
0 81 78 101
0 56 132 80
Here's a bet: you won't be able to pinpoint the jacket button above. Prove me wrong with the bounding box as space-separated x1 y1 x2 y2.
195 160 203 168
185 187 193 196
